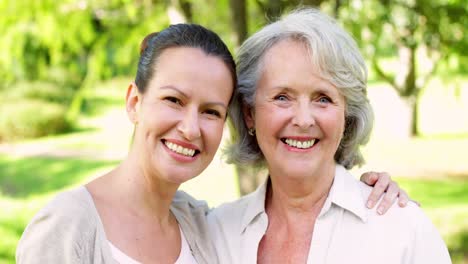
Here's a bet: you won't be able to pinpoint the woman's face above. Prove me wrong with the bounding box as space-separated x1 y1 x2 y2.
128 47 233 185
247 39 345 179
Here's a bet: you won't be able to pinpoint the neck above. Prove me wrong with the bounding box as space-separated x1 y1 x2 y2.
265 163 336 223
112 149 180 223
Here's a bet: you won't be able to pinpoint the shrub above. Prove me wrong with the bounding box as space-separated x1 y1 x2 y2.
5 81 73 103
0 99 71 141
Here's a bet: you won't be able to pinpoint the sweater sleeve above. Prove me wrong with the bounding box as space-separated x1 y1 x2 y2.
16 189 95 264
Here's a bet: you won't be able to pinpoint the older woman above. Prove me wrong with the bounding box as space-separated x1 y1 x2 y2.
208 8 451 264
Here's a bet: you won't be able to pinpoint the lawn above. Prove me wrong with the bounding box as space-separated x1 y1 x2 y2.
0 77 467 263
0 155 119 262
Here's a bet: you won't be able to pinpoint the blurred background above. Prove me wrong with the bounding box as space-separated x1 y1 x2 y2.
0 0 467 263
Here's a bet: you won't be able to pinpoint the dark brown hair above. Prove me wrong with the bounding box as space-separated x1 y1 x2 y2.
135 24 237 97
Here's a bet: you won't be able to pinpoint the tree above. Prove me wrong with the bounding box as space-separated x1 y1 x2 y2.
341 0 467 136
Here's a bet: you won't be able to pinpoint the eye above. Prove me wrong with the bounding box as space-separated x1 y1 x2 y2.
274 94 289 101
204 109 222 118
164 96 181 105
318 96 332 104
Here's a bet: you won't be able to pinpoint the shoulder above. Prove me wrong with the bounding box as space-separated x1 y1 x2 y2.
26 186 97 229
207 190 259 234
172 190 210 214
172 191 219 263
171 190 210 235
357 180 423 223
33 186 99 228
16 186 101 263
209 190 255 220
356 181 450 260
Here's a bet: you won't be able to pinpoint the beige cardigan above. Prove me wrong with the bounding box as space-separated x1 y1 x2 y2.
16 186 217 264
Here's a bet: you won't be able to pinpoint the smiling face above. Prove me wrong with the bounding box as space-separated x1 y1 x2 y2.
246 39 346 180
127 47 233 185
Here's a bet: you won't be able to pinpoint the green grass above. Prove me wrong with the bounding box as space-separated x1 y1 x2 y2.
0 155 118 198
396 177 468 209
0 155 118 263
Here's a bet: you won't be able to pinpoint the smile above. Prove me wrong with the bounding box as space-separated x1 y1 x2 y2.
281 138 317 149
164 141 198 157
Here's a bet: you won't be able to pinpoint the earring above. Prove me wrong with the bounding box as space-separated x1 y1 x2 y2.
248 127 255 136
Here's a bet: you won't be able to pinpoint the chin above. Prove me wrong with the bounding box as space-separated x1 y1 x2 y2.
278 162 324 179
167 168 202 184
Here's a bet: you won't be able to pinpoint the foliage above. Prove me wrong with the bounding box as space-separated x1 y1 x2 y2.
0 81 74 141
337 0 468 135
0 99 70 141
0 0 171 125
4 81 74 103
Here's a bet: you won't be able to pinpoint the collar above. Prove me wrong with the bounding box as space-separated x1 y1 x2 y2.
240 177 269 233
324 165 369 222
239 165 368 233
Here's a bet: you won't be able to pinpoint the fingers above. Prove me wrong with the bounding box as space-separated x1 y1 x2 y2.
360 171 379 186
376 181 399 215
412 199 421 207
364 171 390 209
397 189 409 207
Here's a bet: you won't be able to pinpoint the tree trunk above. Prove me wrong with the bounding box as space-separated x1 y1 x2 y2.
66 51 98 124
236 165 267 195
404 94 420 137
401 46 420 137
179 0 193 22
229 0 248 46
167 0 189 24
411 95 419 136
265 0 282 19
333 0 341 18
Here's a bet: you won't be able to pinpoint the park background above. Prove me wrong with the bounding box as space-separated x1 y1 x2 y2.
0 0 467 263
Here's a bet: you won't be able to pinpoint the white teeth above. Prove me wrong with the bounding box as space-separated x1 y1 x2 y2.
165 141 196 157
284 138 315 149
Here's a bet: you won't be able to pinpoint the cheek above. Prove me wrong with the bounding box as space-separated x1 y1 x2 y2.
323 111 346 139
202 121 225 149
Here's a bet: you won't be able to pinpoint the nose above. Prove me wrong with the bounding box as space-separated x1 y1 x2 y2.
292 101 315 130
177 107 201 141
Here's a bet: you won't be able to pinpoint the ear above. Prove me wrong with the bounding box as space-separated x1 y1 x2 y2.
126 82 141 124
242 103 255 129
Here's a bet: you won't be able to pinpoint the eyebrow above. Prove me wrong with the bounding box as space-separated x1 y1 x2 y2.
160 86 228 110
272 84 338 96
271 86 296 94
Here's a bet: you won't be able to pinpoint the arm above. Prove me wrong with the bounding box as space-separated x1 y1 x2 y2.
360 171 415 215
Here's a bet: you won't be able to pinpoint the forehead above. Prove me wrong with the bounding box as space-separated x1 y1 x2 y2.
147 47 234 100
264 39 309 64
258 39 331 88
155 47 224 72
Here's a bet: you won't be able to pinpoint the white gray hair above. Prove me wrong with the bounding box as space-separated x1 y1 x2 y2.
225 8 374 169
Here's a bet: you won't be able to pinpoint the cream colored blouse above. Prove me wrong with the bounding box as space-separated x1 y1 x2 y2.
207 165 452 264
